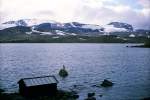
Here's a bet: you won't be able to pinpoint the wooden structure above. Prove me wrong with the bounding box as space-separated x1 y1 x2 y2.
18 75 58 96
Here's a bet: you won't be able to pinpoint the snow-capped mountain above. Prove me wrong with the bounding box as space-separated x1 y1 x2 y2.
63 22 103 30
104 25 129 33
0 19 104 31
0 19 58 30
25 20 105 36
0 19 149 43
0 19 140 36
107 22 133 32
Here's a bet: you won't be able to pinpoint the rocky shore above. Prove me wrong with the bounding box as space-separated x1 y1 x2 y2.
0 89 78 100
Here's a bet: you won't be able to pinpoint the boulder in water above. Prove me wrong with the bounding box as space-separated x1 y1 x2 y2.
88 93 95 97
59 65 68 77
101 79 114 87
85 92 96 100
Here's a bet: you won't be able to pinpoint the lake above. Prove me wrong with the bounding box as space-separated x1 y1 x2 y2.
0 43 150 100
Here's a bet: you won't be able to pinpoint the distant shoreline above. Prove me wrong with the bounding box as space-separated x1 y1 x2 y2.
129 45 150 48
0 42 142 43
0 42 147 44
0 34 149 43
127 42 150 48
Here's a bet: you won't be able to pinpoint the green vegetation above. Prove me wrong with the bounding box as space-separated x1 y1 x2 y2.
0 33 149 43
0 89 4 96
129 40 150 48
0 26 149 43
144 40 150 47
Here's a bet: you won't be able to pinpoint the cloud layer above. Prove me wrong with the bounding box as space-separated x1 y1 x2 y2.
0 0 150 29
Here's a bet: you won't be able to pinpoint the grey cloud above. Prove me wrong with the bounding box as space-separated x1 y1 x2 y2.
37 10 55 16
74 4 150 29
138 0 150 8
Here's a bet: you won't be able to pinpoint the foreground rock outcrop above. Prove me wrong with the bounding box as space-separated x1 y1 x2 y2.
101 79 114 87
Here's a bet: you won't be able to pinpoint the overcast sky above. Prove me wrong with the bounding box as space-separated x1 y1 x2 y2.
0 0 150 29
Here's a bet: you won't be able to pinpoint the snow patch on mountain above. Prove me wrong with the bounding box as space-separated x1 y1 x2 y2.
0 19 135 34
39 32 53 35
0 24 16 30
55 30 65 35
52 36 59 39
23 19 57 26
70 33 77 36
0 19 57 30
108 22 133 31
25 32 32 35
82 24 103 31
104 25 127 32
31 27 53 35
70 22 77 27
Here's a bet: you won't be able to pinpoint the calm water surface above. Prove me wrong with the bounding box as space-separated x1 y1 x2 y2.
0 43 150 100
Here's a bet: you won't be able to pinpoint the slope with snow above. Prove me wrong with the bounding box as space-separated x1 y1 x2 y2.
104 25 128 33
107 22 133 32
0 19 58 30
81 24 104 31
0 19 138 36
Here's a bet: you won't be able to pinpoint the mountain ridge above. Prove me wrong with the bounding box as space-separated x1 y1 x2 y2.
0 19 150 37
0 19 133 32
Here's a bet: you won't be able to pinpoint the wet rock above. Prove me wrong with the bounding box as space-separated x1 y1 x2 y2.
101 79 114 87
88 93 95 97
73 85 77 88
99 94 103 97
85 92 96 100
0 89 4 93
59 65 68 77
141 97 150 100
72 94 79 99
0 88 4 96
0 90 77 100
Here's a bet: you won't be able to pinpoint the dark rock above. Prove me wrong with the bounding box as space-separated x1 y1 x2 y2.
0 90 77 100
101 79 114 87
85 92 96 100
91 85 97 87
88 93 95 97
0 89 4 93
59 65 68 77
72 94 79 99
141 97 150 100
73 85 77 88
99 94 103 97
0 89 4 96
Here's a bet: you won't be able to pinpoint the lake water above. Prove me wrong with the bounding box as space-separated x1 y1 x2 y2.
0 43 150 100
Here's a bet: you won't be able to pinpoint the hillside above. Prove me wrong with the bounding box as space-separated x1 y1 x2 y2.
0 19 150 43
